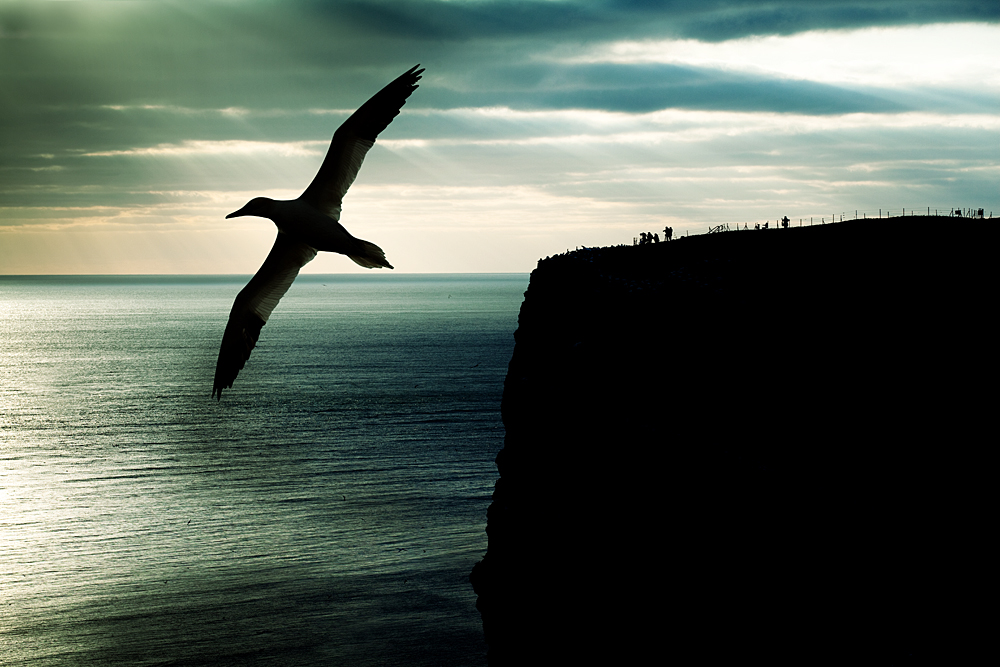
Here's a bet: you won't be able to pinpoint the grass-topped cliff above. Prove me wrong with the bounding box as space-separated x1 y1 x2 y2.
472 216 993 665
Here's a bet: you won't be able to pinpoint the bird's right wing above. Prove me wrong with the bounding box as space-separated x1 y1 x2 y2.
300 65 423 218
213 233 317 399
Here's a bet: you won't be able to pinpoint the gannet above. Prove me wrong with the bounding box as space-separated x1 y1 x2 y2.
212 65 423 399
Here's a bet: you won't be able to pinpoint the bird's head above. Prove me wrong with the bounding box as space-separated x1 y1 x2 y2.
226 197 275 220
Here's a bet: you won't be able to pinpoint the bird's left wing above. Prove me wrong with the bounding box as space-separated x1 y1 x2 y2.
300 65 423 218
213 233 318 399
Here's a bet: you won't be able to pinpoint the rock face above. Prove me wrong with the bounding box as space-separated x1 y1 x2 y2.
471 217 992 665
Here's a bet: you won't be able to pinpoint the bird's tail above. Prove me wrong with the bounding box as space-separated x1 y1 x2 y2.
349 239 393 269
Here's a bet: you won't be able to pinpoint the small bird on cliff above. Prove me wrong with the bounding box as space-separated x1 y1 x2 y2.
212 65 423 399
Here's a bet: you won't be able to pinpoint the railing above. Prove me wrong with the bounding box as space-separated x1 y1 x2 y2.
737 205 994 230
840 206 990 220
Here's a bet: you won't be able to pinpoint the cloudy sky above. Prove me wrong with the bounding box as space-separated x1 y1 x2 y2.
1 0 998 273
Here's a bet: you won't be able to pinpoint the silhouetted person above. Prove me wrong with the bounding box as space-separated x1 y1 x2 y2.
782 216 790 228
653 233 660 243
763 222 768 229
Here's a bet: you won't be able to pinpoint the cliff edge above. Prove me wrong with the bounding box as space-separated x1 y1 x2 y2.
471 216 993 665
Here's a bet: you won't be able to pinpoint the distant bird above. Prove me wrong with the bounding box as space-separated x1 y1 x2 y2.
212 65 423 399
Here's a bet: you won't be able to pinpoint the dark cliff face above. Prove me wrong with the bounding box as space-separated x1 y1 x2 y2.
471 217 993 665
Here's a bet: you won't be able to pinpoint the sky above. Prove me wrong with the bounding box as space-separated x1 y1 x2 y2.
1 0 998 274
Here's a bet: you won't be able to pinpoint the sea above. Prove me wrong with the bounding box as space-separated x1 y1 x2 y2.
0 273 528 667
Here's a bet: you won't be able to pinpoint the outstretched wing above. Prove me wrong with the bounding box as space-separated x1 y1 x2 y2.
213 233 318 399
300 65 423 218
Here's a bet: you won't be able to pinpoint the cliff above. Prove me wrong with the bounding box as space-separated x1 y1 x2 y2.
471 216 993 665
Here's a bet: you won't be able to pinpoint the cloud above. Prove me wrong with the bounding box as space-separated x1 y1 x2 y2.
423 62 908 113
319 0 999 42
676 0 1000 41
83 139 322 158
0 1 997 272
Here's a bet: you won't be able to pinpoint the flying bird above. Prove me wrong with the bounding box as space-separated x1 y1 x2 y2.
212 65 423 399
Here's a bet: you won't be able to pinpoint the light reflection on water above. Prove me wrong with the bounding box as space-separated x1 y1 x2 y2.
0 274 526 666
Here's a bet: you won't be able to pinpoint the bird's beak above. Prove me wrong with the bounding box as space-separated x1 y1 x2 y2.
225 208 246 219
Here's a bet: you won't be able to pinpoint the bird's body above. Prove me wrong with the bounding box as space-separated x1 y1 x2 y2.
259 197 389 264
212 65 423 399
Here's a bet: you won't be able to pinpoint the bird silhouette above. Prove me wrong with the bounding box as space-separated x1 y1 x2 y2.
212 65 423 399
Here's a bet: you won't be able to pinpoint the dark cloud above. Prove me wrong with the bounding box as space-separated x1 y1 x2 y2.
425 62 908 114
680 1 1000 41
313 0 999 42
327 0 599 40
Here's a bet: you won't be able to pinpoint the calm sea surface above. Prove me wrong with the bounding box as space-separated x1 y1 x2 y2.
0 273 528 666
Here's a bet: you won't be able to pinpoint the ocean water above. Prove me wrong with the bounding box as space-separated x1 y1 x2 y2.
0 273 527 666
